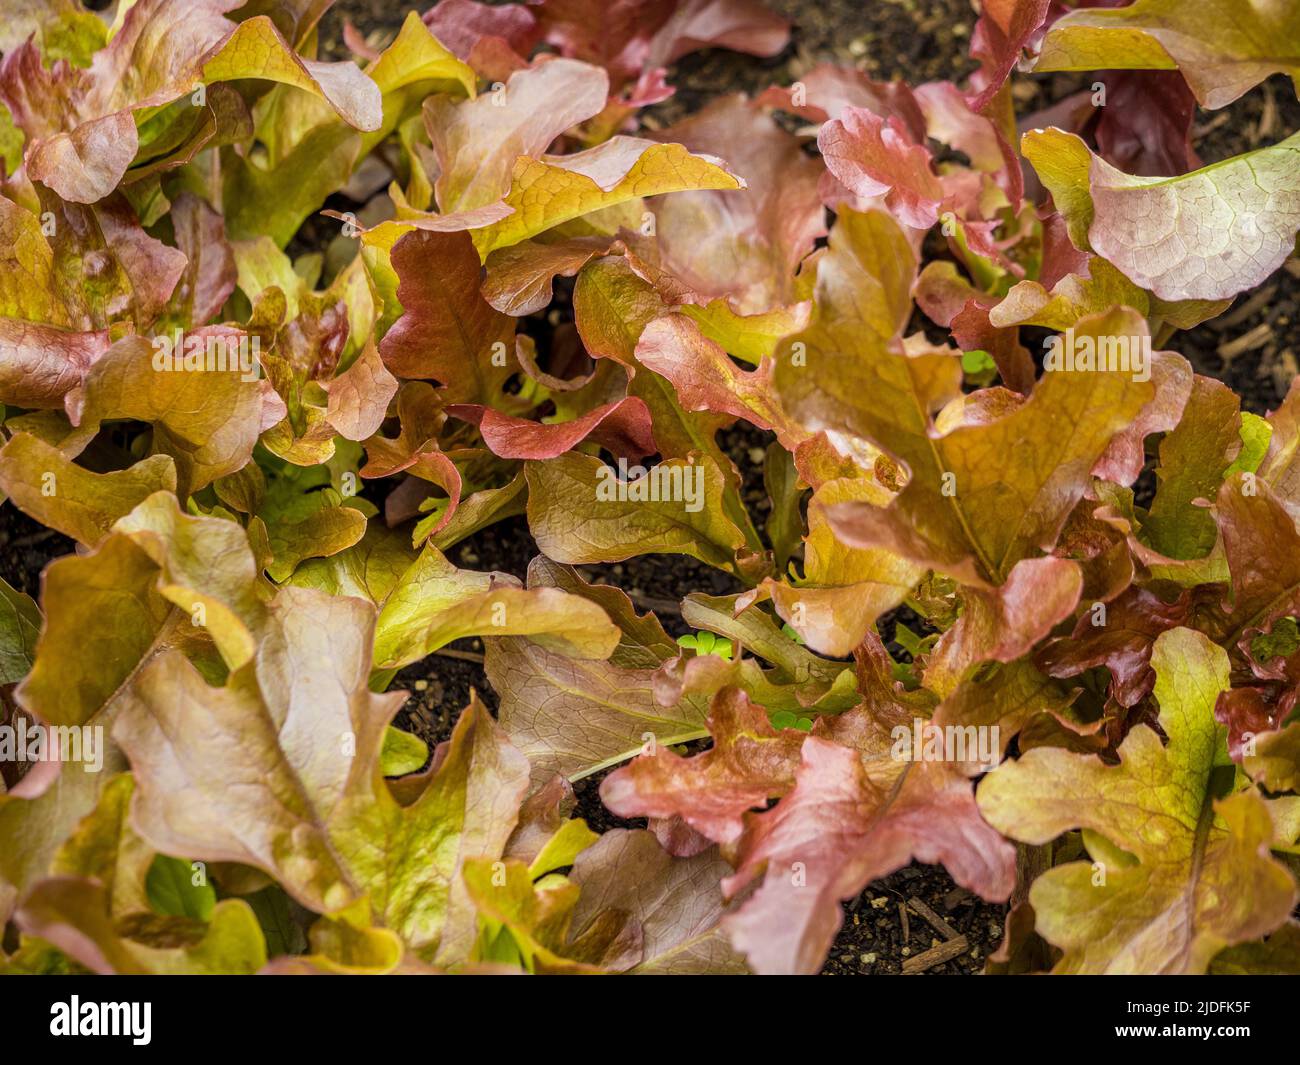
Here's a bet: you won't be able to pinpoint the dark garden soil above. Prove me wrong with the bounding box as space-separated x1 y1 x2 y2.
0 506 74 600
5 0 1295 975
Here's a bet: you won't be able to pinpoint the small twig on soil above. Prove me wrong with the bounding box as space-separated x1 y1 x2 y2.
898 902 910 945
1209 285 1276 331
8 528 60 549
1257 83 1278 141
1192 112 1231 140
908 898 960 941
1276 349 1298 386
1218 322 1274 362
902 935 970 975
433 648 486 665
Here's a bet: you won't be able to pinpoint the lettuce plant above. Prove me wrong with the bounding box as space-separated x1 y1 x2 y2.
1 0 1300 977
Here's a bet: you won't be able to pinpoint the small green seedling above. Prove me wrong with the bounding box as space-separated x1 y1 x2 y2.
960 348 997 385
676 631 733 659
769 709 814 732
